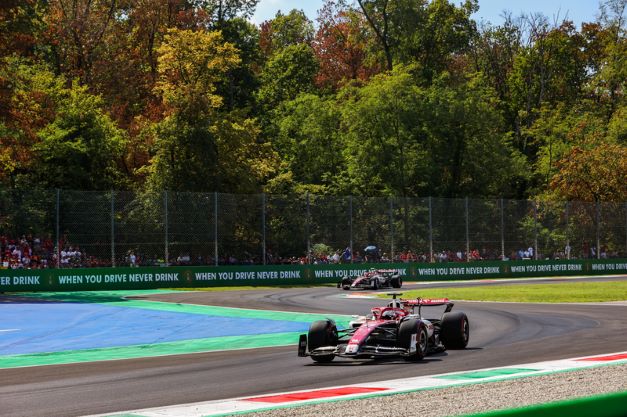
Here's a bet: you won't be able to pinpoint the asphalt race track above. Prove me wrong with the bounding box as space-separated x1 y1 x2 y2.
2 276 626 417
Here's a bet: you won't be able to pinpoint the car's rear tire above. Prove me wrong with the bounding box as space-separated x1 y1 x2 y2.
308 320 337 363
372 279 379 290
440 311 469 349
398 319 427 361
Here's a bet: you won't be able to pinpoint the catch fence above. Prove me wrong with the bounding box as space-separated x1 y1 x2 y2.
1 189 626 268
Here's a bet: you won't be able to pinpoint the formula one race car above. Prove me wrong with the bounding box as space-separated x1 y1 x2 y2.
298 293 469 363
338 268 402 290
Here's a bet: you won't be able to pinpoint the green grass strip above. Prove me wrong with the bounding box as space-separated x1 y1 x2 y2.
384 281 627 303
461 390 627 417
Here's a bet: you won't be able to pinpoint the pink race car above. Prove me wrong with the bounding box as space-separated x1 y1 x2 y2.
298 293 469 363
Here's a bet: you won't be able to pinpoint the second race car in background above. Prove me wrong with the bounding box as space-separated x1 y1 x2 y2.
338 268 403 290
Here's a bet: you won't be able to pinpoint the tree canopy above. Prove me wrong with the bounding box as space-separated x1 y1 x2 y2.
0 0 625 202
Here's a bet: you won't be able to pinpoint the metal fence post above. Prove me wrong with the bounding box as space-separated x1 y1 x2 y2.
625 202 627 257
500 198 505 260
214 192 218 266
595 200 601 259
465 197 470 261
349 195 353 264
164 190 169 265
55 189 60 268
262 193 266 265
565 201 571 260
428 197 433 262
389 197 394 261
111 191 115 267
533 201 539 260
306 192 311 263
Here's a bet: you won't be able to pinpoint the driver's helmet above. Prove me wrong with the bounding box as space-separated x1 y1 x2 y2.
381 310 399 320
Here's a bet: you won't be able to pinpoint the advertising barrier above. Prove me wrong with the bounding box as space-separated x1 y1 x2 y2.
1 259 626 292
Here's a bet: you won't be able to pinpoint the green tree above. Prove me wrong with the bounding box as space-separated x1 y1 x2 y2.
356 0 477 76
395 0 478 81
0 58 65 188
256 43 319 111
273 93 344 191
259 9 315 58
33 81 127 190
217 17 262 110
145 113 275 192
590 0 626 118
470 15 523 127
146 28 275 192
339 68 427 196
339 68 523 197
202 0 260 28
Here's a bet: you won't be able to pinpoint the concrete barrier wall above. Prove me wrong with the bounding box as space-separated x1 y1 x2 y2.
1 259 626 292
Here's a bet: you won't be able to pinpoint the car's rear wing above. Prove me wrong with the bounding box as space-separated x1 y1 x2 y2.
402 298 454 313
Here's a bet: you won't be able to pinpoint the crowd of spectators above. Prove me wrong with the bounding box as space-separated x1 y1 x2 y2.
0 234 103 269
1 234 622 270
1 235 55 269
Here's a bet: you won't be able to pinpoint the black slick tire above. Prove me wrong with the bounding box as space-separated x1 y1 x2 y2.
440 311 469 349
307 320 337 363
398 319 427 361
391 277 402 288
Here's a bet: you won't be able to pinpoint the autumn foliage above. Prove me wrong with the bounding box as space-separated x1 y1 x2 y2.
0 0 624 203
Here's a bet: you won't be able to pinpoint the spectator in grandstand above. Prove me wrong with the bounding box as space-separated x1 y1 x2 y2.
564 243 572 259
341 247 351 263
364 245 380 262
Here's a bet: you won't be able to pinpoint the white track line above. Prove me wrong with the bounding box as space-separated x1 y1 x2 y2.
85 351 627 417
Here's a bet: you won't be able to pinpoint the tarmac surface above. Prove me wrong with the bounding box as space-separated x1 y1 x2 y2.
2 275 626 417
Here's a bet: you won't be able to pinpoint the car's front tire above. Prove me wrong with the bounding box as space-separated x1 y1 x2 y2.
308 320 337 363
398 319 427 361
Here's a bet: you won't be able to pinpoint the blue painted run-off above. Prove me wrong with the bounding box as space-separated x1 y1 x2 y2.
1 302 309 355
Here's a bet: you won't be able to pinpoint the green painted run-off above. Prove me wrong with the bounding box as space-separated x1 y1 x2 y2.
437 368 540 380
1 291 352 369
